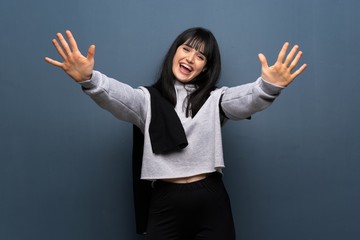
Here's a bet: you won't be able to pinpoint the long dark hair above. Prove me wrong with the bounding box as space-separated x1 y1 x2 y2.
153 27 221 117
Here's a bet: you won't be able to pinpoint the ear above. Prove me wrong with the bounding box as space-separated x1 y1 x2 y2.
202 67 207 72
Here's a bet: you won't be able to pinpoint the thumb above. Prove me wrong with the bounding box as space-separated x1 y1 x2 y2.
258 53 268 68
87 45 96 61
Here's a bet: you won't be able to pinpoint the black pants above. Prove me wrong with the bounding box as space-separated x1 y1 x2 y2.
145 172 236 240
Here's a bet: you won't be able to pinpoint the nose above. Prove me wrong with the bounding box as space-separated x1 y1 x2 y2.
186 52 195 63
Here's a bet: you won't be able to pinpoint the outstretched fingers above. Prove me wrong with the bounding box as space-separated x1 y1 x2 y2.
51 37 67 61
56 32 72 56
44 56 63 68
66 30 80 53
258 42 307 87
44 35 68 68
258 53 269 69
45 30 96 82
291 49 305 69
291 63 307 79
284 44 299 67
277 42 306 77
276 42 289 64
86 44 96 62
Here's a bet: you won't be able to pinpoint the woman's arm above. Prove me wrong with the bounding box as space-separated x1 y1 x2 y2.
81 71 148 128
220 77 282 120
45 30 148 128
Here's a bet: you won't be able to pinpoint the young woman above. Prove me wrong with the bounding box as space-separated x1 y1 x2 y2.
45 27 306 240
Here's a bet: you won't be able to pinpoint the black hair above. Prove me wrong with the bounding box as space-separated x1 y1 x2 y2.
153 27 221 117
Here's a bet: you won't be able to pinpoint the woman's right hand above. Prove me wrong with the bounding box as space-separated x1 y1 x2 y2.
45 30 95 82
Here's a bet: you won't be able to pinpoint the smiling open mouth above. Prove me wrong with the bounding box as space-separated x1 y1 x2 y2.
180 63 193 74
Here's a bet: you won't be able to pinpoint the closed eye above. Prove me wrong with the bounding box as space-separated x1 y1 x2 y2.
197 54 206 61
181 44 206 61
183 47 191 52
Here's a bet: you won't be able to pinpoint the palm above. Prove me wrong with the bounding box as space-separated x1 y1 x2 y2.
45 30 95 82
62 50 94 81
258 42 307 87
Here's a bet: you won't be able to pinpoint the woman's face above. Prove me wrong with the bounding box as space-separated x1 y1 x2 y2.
172 42 207 83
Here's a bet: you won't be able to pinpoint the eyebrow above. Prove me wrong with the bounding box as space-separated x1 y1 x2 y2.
184 43 206 56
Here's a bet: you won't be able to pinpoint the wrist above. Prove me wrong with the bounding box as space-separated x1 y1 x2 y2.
85 73 93 80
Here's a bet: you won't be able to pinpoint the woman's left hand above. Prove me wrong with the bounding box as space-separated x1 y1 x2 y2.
258 42 307 87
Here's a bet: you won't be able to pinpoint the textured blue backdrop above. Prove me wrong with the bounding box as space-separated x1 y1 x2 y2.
1 0 359 239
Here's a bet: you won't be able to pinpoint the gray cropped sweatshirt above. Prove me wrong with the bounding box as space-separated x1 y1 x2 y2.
80 70 283 180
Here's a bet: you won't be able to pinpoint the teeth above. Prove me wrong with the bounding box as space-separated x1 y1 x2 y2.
180 64 192 71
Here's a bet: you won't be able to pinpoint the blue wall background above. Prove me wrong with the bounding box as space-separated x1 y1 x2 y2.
1 0 359 239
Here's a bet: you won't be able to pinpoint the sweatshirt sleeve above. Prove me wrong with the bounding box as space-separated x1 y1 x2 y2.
79 70 148 128
220 77 284 120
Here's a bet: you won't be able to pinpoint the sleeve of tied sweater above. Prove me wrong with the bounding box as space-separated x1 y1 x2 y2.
79 70 148 129
220 77 284 120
